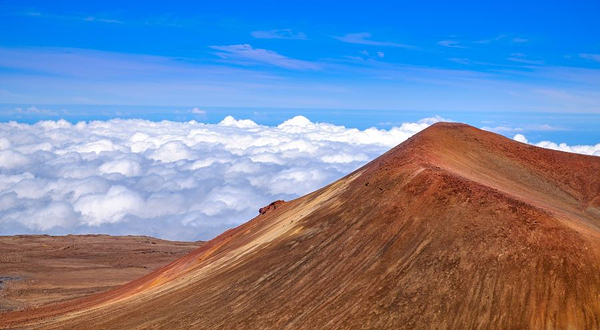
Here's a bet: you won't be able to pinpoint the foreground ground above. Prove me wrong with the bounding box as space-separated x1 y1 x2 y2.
0 235 201 311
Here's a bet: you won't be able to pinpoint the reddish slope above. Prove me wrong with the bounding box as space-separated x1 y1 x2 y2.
2 123 600 329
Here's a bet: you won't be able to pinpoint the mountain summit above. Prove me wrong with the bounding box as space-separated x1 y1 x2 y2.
3 123 600 329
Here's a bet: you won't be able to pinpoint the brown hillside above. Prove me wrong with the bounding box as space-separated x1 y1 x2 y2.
2 123 599 329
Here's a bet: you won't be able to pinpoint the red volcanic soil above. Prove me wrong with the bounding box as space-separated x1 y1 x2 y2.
2 123 599 329
0 235 201 312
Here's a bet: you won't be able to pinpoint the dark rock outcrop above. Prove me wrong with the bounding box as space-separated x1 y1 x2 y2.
259 200 286 215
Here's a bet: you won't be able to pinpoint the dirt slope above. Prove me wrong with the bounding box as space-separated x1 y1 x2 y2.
2 123 599 329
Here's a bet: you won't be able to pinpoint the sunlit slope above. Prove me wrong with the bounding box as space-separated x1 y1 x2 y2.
3 123 599 330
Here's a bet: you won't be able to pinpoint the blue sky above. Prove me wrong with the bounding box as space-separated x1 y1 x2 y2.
0 1 599 239
1 0 600 142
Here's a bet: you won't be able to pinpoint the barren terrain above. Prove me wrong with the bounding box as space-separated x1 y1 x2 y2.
0 235 201 312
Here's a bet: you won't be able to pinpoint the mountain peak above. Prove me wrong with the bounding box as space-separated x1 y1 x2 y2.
426 121 473 130
408 121 497 147
373 121 600 211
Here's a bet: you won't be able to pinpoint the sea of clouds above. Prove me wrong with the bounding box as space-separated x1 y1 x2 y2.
0 116 598 241
0 116 440 240
512 134 600 156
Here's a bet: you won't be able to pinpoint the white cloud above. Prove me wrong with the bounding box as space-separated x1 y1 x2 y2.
99 159 142 177
26 202 79 230
148 141 194 163
0 138 11 150
513 134 600 156
0 150 30 169
0 116 446 240
190 107 206 115
219 115 259 128
513 134 528 143
74 186 145 225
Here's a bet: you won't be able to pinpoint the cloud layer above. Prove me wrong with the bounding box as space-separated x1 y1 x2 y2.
1 116 597 241
0 116 442 241
513 134 600 156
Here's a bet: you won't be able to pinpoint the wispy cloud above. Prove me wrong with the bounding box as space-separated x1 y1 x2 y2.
475 35 506 44
447 58 472 65
210 44 320 70
17 10 123 24
534 88 590 102
2 46 600 113
482 124 566 133
579 53 600 63
475 35 528 44
334 33 417 49
506 53 544 65
22 11 42 17
438 40 467 48
83 16 122 24
10 106 59 116
482 125 524 133
512 37 529 43
354 50 384 59
251 29 307 40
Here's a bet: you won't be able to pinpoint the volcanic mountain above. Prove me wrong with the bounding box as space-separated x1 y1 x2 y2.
2 123 600 329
